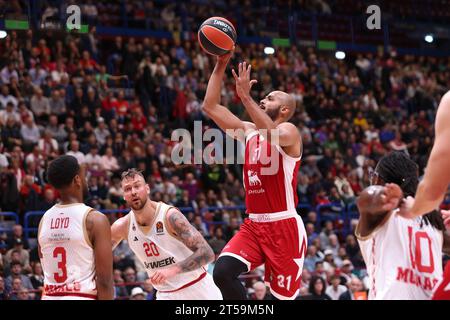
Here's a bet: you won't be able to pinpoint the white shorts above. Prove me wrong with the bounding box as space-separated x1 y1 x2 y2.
156 273 222 300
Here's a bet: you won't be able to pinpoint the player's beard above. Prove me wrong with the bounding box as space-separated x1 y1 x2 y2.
266 106 280 121
130 195 148 211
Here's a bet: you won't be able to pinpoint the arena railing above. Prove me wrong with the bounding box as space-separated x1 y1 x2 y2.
17 203 354 242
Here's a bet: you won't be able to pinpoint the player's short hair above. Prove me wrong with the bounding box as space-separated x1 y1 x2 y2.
47 155 80 189
121 168 145 182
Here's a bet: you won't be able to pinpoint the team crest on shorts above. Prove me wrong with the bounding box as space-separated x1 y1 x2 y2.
156 221 164 234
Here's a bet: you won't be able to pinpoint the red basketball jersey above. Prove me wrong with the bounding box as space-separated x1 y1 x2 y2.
243 131 301 215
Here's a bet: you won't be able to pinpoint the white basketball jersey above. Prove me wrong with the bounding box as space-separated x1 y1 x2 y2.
127 202 207 292
356 209 443 300
38 203 97 299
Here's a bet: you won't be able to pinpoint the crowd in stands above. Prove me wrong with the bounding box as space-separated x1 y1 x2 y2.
1 1 450 300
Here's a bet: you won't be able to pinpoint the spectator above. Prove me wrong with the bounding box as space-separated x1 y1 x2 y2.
208 226 226 255
130 287 146 300
5 262 34 293
101 147 119 172
326 275 348 300
304 245 322 273
66 140 85 164
5 241 31 272
143 278 155 300
30 88 50 120
0 85 18 109
29 262 44 299
251 281 270 300
0 102 20 126
308 276 332 300
113 269 128 299
7 225 29 250
20 116 41 147
0 276 8 300
339 277 365 300
123 267 137 295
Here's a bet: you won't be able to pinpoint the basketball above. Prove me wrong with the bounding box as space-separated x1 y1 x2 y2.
198 17 237 56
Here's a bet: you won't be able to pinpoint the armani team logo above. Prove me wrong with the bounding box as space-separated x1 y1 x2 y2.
132 223 136 231
156 221 164 234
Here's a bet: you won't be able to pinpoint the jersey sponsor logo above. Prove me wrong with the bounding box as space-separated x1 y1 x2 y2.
133 236 138 241
144 257 175 269
247 170 262 187
44 282 81 294
132 223 136 231
396 266 439 291
156 221 164 234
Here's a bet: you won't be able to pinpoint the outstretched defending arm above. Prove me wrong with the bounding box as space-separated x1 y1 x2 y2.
87 211 114 300
150 208 215 285
202 50 254 140
406 92 450 218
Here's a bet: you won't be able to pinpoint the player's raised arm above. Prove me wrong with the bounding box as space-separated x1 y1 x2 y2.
111 215 129 250
150 208 215 285
232 62 300 148
202 50 254 140
87 210 114 300
356 184 403 237
407 92 450 218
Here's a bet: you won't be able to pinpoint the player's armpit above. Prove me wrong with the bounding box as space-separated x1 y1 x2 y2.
111 215 129 250
166 209 215 273
88 211 114 300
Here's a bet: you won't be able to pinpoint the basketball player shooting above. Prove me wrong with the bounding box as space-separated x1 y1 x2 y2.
38 155 114 300
110 169 222 300
398 91 450 299
202 49 307 300
355 152 450 299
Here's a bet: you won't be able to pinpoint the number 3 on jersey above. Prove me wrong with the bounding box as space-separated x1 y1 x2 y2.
143 242 159 257
53 247 67 283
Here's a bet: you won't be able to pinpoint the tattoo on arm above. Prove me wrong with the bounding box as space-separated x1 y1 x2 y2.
168 210 214 273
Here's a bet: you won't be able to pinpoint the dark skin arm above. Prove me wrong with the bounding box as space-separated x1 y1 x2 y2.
356 183 403 238
87 210 114 300
150 208 214 285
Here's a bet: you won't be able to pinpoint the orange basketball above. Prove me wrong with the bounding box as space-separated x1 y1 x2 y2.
198 17 237 56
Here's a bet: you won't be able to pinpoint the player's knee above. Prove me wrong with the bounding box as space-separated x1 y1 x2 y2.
213 256 247 286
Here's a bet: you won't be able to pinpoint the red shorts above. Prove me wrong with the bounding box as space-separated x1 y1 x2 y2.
433 261 450 300
219 214 307 300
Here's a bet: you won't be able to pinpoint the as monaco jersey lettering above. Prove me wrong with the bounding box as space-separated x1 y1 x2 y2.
243 131 301 214
127 202 206 292
357 209 443 300
38 203 97 298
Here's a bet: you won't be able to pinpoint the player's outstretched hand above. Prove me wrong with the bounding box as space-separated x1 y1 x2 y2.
232 61 257 99
150 266 179 285
380 183 403 212
441 209 450 229
398 195 416 219
217 45 235 66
